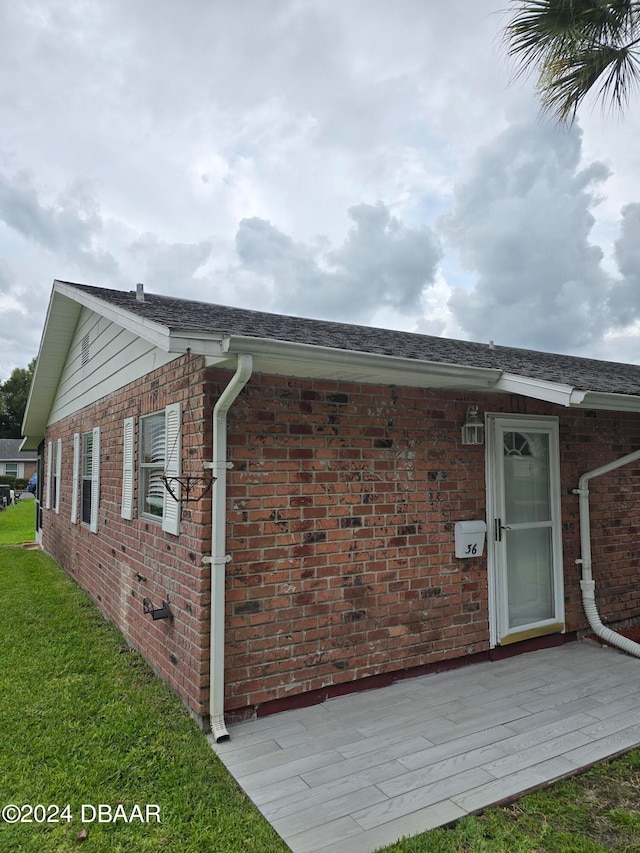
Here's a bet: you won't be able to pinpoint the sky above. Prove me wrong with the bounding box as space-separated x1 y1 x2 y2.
2 0 640 382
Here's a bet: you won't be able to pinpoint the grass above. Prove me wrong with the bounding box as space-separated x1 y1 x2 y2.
0 545 288 853
0 497 36 544
2 512 640 853
379 755 640 851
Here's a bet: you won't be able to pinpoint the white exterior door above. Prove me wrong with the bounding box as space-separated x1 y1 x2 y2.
487 415 565 646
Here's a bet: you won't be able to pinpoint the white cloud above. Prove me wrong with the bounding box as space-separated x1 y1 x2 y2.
0 170 119 276
608 204 640 327
442 119 617 354
0 0 640 379
233 202 442 323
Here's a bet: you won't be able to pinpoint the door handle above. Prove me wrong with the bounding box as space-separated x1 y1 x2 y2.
494 518 511 542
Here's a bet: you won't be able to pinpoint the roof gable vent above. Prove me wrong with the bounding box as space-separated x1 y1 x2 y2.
81 333 91 366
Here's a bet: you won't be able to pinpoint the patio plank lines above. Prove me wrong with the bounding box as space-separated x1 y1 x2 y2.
210 642 640 853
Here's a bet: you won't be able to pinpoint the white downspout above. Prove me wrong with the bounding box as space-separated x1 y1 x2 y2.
204 353 253 742
574 448 640 658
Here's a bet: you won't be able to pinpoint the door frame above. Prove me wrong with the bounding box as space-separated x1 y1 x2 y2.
485 413 565 647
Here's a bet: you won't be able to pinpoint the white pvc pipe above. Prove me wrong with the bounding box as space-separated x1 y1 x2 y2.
575 448 640 657
206 354 253 742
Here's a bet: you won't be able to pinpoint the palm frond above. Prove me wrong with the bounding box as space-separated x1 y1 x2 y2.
503 0 640 120
541 39 640 119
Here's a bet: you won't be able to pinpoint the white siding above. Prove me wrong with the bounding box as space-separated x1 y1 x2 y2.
48 308 175 425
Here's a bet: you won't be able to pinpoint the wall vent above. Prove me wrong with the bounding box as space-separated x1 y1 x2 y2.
81 333 90 366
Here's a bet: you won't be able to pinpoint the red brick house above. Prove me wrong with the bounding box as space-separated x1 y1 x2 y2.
21 280 640 738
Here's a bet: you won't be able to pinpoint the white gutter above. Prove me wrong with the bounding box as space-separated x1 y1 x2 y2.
203 354 253 741
223 336 502 389
495 374 587 408
574 449 640 657
575 391 640 413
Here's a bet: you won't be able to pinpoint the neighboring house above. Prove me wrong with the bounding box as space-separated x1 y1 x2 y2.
21 280 640 738
0 438 37 482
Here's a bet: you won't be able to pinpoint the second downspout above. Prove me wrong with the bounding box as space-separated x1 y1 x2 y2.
204 353 253 742
574 448 640 658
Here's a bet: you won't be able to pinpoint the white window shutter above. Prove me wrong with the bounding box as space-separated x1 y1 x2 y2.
121 417 135 520
162 403 181 535
46 440 52 510
71 433 80 524
55 439 62 513
90 427 100 533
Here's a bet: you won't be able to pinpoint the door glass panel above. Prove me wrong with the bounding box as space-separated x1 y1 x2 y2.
503 432 551 524
506 527 554 628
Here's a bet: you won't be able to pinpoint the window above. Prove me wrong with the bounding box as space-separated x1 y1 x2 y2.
5 463 18 477
140 413 165 519
138 404 181 535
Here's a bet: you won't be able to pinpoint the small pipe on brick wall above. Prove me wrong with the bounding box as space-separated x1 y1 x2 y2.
574 448 640 658
204 353 253 742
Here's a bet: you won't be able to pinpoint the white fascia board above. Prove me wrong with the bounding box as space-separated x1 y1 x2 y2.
495 373 584 407
223 335 502 389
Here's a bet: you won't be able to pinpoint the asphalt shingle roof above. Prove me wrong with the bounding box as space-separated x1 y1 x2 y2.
0 439 37 460
66 282 640 397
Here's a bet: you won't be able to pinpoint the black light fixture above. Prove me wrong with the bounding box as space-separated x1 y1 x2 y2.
143 598 173 621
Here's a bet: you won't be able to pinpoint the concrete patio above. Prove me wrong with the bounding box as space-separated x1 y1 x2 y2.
210 641 640 853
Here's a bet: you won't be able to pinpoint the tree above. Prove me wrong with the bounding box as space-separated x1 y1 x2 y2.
503 0 640 122
0 359 36 438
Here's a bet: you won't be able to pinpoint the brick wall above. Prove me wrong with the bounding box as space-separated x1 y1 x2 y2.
41 357 640 725
41 354 213 725
559 408 640 630
219 373 640 715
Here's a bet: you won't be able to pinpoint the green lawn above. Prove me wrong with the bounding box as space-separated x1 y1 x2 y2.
2 515 640 852
0 545 288 853
0 497 36 545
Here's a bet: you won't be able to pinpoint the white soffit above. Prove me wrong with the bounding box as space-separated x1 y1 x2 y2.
22 290 83 448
